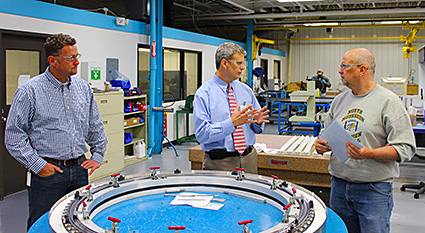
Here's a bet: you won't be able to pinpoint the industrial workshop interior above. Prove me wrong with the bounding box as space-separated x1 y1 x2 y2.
1 0 425 232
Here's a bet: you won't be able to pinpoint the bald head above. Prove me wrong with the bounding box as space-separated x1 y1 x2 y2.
344 48 376 75
339 48 377 95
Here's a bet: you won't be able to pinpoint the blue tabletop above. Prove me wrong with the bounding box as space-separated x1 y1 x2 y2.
413 124 425 134
30 207 347 233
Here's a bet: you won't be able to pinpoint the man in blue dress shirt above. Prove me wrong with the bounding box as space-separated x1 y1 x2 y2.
193 42 269 173
4 33 107 230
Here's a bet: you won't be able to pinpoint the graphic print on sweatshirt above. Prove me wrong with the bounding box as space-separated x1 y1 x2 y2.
341 108 364 143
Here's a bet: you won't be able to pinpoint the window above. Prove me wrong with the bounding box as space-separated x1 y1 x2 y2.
137 45 201 103
6 50 40 105
274 60 281 87
138 47 150 99
163 49 181 101
260 59 268 89
184 52 199 97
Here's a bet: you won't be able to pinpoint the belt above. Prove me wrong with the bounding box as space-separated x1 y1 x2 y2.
43 155 85 166
206 146 253 160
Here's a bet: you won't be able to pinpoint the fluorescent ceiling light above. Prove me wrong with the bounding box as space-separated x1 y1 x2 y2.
277 0 323 2
342 22 372 26
303 22 339 26
379 21 403 24
379 20 421 24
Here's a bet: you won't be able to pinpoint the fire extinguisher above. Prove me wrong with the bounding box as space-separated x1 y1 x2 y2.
163 112 168 137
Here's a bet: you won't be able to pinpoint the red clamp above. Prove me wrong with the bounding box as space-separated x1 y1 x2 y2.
82 201 87 207
292 187 297 194
235 167 245 181
108 217 121 223
150 167 160 180
238 219 253 225
283 204 292 210
271 175 279 179
110 173 121 188
85 184 93 201
168 226 186 232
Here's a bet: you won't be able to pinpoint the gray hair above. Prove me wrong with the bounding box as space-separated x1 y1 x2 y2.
215 42 246 70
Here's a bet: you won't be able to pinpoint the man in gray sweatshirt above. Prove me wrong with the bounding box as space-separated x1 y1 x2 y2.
315 48 416 233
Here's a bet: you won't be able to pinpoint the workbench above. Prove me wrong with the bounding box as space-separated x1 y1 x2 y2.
276 97 333 136
189 134 331 204
256 90 287 123
189 134 331 188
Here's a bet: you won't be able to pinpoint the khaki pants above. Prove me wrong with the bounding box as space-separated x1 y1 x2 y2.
203 148 258 174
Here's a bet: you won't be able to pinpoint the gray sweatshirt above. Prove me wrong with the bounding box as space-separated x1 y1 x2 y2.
324 84 416 183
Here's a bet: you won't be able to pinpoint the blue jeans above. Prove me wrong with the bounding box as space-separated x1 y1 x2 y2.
27 157 88 231
330 176 393 233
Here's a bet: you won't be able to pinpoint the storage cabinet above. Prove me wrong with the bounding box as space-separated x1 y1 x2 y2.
89 91 125 182
124 94 148 166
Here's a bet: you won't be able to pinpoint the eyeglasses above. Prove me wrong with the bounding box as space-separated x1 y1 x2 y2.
229 59 245 67
54 54 81 62
340 63 362 70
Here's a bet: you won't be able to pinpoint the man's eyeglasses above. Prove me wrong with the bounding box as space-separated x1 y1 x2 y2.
229 59 245 67
54 54 81 62
340 63 361 70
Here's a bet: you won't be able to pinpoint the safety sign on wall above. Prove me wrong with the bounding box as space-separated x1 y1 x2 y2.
91 67 101 80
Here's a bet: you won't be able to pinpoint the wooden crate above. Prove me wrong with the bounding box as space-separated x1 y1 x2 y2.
407 84 419 95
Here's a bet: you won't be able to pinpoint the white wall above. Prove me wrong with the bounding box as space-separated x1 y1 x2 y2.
161 39 218 141
253 53 287 88
0 12 148 89
0 11 286 142
4 8 422 143
0 13 193 142
288 27 425 91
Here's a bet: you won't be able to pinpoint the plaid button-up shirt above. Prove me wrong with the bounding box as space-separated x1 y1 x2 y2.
5 67 107 174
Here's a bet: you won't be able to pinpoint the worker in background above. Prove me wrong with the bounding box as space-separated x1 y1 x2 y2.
4 33 107 230
311 69 331 94
315 48 415 233
193 42 269 173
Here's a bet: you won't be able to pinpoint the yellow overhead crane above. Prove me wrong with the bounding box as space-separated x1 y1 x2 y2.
252 35 275 61
400 21 425 59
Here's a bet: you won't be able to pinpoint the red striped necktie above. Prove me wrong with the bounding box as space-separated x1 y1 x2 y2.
228 83 246 155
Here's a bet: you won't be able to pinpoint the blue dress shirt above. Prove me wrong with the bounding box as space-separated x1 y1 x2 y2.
193 75 264 152
5 67 107 174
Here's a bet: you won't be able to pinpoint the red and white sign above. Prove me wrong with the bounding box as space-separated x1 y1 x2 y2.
151 41 157 57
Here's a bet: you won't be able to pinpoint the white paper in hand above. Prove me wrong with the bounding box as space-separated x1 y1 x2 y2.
320 121 363 162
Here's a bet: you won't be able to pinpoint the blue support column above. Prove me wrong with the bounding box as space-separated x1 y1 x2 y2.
148 0 164 156
154 0 164 153
246 19 254 88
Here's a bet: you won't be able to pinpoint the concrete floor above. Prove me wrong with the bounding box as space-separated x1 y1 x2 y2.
1 124 425 233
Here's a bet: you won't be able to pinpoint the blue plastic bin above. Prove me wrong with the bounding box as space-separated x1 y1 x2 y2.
124 132 133 144
111 80 131 90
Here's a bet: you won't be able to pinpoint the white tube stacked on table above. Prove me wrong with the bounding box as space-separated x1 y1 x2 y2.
277 135 317 156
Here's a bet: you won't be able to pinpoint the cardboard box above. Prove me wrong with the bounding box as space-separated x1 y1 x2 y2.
325 89 341 96
124 118 140 127
407 84 419 95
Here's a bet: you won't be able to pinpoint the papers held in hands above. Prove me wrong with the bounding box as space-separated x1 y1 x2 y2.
319 121 363 162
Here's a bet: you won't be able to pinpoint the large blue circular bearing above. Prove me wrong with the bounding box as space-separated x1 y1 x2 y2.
48 170 327 233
